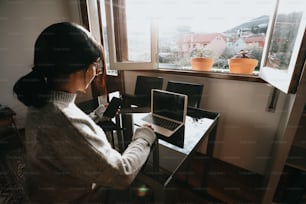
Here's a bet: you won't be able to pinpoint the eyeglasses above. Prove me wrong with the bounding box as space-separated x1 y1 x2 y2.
93 58 104 76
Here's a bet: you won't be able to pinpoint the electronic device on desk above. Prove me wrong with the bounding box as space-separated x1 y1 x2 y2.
134 89 188 137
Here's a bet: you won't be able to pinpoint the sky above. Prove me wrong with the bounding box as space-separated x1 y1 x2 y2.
126 0 276 33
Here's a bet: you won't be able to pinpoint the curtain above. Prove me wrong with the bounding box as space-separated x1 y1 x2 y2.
113 0 128 62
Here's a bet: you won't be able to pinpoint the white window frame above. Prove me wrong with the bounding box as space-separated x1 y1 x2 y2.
104 0 158 70
98 0 306 94
259 0 306 93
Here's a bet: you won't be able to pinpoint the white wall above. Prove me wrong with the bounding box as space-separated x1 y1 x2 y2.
0 0 84 127
123 71 289 175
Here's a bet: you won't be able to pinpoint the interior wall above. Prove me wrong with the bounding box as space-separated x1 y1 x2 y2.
0 0 85 128
123 71 288 175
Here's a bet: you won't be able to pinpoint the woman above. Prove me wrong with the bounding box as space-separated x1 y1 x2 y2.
13 22 156 203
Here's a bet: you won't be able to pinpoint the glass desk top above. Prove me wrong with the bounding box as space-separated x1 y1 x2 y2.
78 97 220 201
118 107 219 187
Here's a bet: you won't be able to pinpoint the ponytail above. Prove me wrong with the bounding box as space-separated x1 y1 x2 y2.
13 68 51 107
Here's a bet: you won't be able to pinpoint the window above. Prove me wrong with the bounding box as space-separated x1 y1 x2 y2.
103 0 158 70
103 0 275 73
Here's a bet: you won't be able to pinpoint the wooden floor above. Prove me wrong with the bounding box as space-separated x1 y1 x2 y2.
172 153 265 204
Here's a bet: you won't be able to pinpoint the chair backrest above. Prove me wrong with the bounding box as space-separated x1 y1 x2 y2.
166 80 203 108
134 76 164 96
132 76 163 107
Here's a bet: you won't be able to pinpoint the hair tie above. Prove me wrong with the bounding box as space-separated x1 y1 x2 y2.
31 67 48 84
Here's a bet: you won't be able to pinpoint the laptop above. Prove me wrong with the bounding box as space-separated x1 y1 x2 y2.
134 89 188 137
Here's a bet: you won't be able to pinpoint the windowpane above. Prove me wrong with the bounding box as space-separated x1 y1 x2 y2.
125 1 152 62
104 0 276 72
157 0 275 71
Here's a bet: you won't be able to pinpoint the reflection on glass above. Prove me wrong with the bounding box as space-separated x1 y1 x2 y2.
266 0 303 70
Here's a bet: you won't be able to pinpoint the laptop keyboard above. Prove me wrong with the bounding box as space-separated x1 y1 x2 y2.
142 115 180 131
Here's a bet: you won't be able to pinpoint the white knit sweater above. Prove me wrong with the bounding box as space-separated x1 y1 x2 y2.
24 91 155 203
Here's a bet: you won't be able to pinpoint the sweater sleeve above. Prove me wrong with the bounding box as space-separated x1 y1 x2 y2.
40 113 155 189
88 104 111 123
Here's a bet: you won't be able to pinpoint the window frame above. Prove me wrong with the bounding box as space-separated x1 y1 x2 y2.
104 0 158 70
101 0 306 93
259 0 306 93
103 0 269 77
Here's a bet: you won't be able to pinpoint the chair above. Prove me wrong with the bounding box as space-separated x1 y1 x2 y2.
166 80 204 108
123 76 164 108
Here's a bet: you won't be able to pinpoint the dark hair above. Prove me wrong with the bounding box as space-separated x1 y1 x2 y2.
13 22 101 107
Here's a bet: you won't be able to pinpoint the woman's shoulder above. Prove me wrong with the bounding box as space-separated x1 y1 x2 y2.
27 103 66 123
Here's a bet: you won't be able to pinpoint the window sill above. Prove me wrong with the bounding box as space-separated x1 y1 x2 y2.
123 68 265 83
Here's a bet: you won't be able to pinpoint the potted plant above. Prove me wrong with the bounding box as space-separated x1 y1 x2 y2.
190 48 214 71
228 50 258 74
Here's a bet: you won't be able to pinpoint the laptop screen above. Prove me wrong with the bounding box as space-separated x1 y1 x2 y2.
152 90 186 122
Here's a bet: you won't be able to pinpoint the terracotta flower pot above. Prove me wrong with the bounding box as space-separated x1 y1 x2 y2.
228 58 258 74
191 57 214 71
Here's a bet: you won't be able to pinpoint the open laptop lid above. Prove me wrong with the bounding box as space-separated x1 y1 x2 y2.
135 89 188 137
151 89 188 123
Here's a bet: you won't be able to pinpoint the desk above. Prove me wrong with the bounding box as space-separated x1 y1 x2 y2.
78 97 219 202
117 107 219 203
0 106 21 154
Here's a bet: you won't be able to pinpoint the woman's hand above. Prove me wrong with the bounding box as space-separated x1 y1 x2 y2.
143 124 154 131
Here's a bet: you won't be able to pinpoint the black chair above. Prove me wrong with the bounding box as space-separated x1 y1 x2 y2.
123 75 164 108
166 80 204 108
